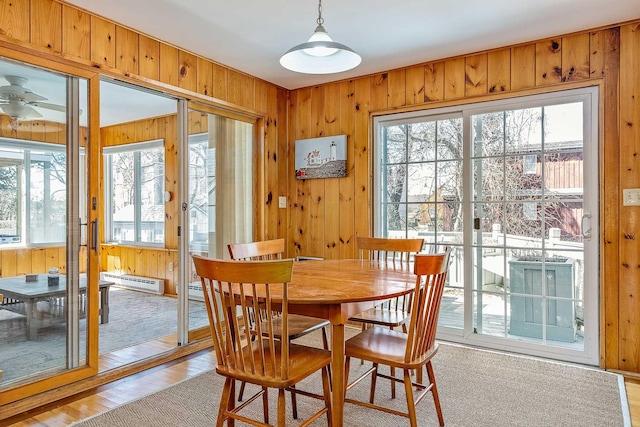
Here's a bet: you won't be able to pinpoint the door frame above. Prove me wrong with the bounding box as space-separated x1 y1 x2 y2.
0 47 101 405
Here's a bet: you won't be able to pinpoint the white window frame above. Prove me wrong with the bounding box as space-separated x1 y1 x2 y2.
103 139 165 246
0 137 84 247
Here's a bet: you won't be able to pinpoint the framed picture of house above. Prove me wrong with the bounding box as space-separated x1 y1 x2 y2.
294 135 347 180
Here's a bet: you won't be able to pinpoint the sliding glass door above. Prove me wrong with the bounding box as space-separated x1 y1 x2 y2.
179 104 255 341
373 87 599 365
0 56 91 388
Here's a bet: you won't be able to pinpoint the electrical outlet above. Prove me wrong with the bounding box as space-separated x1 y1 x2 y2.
278 196 287 209
168 262 174 272
623 188 640 206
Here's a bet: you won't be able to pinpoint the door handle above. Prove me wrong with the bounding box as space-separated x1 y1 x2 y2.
91 218 99 254
581 213 591 240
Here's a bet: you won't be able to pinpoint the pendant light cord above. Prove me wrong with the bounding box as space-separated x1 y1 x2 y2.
317 0 324 27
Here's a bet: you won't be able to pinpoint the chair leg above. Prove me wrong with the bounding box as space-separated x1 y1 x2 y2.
262 387 269 424
426 361 444 427
416 365 423 385
277 388 286 427
344 356 352 399
403 369 418 427
390 366 396 398
321 327 333 387
321 366 333 427
217 378 233 427
238 381 246 401
390 326 396 398
290 385 298 419
369 363 378 404
360 323 366 365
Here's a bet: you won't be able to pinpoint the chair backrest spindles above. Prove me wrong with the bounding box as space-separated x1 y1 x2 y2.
356 236 424 263
405 249 451 363
191 255 293 382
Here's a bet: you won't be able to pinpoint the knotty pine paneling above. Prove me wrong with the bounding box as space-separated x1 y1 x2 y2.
465 53 487 96
424 62 445 102
276 86 288 241
339 80 356 259
511 44 536 90
177 50 196 92
370 72 388 111
535 38 562 86
30 0 61 52
487 49 511 93
405 65 425 105
309 84 327 257
618 22 640 373
115 25 139 76
90 15 115 68
196 56 213 97
227 69 255 110
138 34 159 81
159 42 179 87
324 83 341 260
444 57 465 99
287 23 640 375
353 77 371 242
62 5 90 60
591 27 621 369
0 0 29 42
212 63 228 101
388 69 406 108
561 33 590 82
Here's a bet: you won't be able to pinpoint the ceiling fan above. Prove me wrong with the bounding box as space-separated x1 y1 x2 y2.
0 75 66 120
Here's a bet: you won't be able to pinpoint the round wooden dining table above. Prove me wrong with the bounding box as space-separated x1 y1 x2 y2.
286 259 417 426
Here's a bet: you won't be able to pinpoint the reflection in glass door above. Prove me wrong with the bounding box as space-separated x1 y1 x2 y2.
374 87 599 364
0 57 88 386
183 106 254 335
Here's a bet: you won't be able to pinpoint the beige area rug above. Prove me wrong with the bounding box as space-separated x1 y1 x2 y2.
73 331 630 427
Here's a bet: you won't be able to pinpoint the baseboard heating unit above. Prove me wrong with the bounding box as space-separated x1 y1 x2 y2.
100 272 164 295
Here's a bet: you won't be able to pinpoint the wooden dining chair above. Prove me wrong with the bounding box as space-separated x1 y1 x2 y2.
348 236 424 396
191 255 332 427
350 236 425 331
228 238 330 418
344 249 451 427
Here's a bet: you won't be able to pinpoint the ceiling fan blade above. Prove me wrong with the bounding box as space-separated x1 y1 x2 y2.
21 104 43 119
0 102 42 119
22 91 47 102
30 101 66 112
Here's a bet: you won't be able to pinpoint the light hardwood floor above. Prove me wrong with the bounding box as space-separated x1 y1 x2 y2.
3 345 640 426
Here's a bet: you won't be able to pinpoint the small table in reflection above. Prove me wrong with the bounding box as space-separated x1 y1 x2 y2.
0 275 112 340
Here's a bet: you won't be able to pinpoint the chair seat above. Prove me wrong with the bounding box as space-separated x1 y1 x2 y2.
349 306 410 328
264 314 330 340
345 326 438 369
218 340 331 389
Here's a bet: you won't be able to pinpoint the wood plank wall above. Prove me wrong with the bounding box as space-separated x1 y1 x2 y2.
0 0 637 373
287 24 640 373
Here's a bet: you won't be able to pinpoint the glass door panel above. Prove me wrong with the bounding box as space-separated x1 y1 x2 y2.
470 98 593 359
100 79 178 356
185 107 254 335
374 87 598 364
0 57 87 386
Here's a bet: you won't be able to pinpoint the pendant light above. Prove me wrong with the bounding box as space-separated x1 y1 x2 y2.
280 0 361 74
